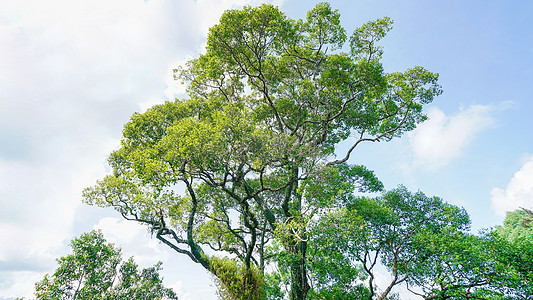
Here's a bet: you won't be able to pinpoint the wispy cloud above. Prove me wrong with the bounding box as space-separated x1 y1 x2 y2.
407 104 497 170
94 217 170 266
93 217 216 300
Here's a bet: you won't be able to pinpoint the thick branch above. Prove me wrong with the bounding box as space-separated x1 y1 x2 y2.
183 175 210 270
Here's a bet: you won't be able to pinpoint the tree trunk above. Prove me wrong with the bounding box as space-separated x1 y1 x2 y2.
284 167 309 300
289 240 309 300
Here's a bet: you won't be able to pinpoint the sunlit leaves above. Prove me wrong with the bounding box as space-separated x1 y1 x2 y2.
206 4 293 75
302 2 346 50
350 17 393 60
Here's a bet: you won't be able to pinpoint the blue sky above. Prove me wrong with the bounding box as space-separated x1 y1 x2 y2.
1 0 532 299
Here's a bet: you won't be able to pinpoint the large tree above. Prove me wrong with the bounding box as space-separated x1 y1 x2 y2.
83 2 441 299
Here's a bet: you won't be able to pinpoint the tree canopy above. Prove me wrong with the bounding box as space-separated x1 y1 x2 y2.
305 186 476 299
34 230 178 300
83 2 441 299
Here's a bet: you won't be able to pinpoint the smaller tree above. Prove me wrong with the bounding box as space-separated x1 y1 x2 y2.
34 230 178 300
304 186 475 300
409 209 533 299
405 230 504 299
495 209 533 241
490 210 533 299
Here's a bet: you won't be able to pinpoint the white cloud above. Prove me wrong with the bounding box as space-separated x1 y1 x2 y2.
491 155 533 216
0 0 285 298
94 217 217 300
407 105 495 169
0 271 45 300
94 217 169 266
372 266 422 299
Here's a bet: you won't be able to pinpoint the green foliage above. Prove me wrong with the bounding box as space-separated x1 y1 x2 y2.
407 230 503 299
306 186 474 299
263 272 285 300
210 257 265 300
490 210 533 299
495 209 533 243
34 230 178 300
402 209 533 299
306 209 370 299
